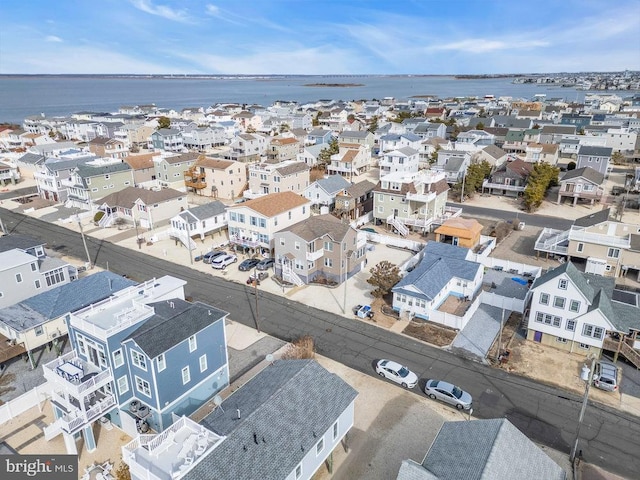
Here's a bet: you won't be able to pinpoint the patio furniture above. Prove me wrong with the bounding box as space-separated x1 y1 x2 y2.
56 361 83 382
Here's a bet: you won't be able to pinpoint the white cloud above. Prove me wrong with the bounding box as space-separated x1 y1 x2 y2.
45 35 63 43
428 38 549 54
205 4 220 16
130 0 191 23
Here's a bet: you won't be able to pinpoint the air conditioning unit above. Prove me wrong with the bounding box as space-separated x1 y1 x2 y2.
50 332 58 339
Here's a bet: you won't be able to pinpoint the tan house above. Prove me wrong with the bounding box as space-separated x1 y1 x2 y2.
96 185 187 230
327 143 372 179
184 156 247 200
525 143 559 164
435 218 483 248
124 153 156 186
227 191 311 254
334 180 376 221
246 160 310 199
557 167 604 206
88 137 128 159
535 208 640 279
267 136 300 162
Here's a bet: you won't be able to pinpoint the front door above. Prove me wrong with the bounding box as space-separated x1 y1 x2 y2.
533 331 542 343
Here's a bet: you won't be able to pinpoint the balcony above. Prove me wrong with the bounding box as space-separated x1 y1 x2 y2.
569 226 630 248
558 188 603 199
534 227 569 254
306 248 324 261
60 177 83 188
184 167 207 190
43 351 113 397
406 191 436 203
46 390 116 438
482 180 526 192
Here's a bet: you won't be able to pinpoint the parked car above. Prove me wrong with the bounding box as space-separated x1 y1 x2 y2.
202 250 226 264
424 379 473 410
256 258 275 271
593 361 619 392
238 258 261 271
211 254 238 269
353 305 374 319
375 359 418 389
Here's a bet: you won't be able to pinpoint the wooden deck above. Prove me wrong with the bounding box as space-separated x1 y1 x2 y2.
0 333 27 364
437 295 472 316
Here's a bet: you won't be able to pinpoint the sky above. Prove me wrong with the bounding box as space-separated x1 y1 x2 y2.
1 0 639 75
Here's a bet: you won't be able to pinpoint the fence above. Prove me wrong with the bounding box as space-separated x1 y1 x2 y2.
480 290 526 314
0 382 53 425
365 232 424 252
427 295 482 330
477 257 542 278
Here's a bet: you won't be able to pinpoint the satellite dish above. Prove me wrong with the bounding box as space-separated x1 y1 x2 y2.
266 354 274 364
213 394 224 413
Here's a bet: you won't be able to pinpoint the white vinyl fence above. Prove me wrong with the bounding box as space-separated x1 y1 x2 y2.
0 382 53 425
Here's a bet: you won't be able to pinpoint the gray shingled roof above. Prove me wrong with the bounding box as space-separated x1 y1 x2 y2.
286 214 351 242
125 300 227 359
0 234 45 253
16 153 45 165
561 167 604 185
75 162 131 179
572 208 610 228
275 161 309 176
578 145 612 157
189 360 358 480
315 174 351 195
339 130 371 139
0 272 135 332
417 419 566 480
179 201 226 222
393 243 479 301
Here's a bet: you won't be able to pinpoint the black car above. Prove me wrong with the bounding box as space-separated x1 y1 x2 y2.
256 258 275 270
202 250 226 264
238 258 261 271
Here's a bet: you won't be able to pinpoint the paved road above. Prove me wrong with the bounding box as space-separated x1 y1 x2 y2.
1 207 638 478
447 201 573 230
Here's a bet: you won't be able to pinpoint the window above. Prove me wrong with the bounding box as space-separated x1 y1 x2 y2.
558 279 567 290
556 337 567 344
131 350 147 370
15 273 22 283
316 437 324 456
324 258 333 268
566 319 576 331
569 300 580 313
188 335 197 352
539 293 549 305
576 242 585 252
333 421 339 440
113 349 124 368
30 262 37 272
553 296 565 309
135 376 151 397
578 343 590 350
295 464 302 480
607 248 620 258
182 366 191 384
34 325 44 336
34 279 41 289
582 324 604 339
324 241 333 252
157 354 166 372
295 241 300 250
45 268 66 287
199 354 208 372
117 376 129 395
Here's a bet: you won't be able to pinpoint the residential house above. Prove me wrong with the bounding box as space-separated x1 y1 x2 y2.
433 150 472 184
14 152 46 178
0 160 20 186
274 214 367 285
557 167 605 206
502 130 527 154
303 175 351 210
267 137 300 162
483 127 509 148
334 180 376 221
0 271 135 368
456 129 495 148
123 360 357 480
64 162 135 210
413 122 447 140
576 146 612 176
114 123 155 149
535 208 640 279
378 133 422 153
149 128 184 152
34 155 98 203
245 160 310 199
397 418 566 480
338 130 375 150
490 115 533 130
392 242 482 324
523 143 559 165
96 186 187 230
184 156 247 200
0 234 74 310
475 144 509 167
227 191 311 254
227 133 268 163
379 147 420 176
482 159 533 197
327 143 372 179
560 113 593 130
88 137 128 160
182 127 225 152
170 201 227 250
373 170 450 235
526 261 639 358
124 153 157 186
154 152 199 191
306 128 333 145
232 111 263 131
540 125 577 144
435 218 483 249
297 143 325 167
42 280 230 454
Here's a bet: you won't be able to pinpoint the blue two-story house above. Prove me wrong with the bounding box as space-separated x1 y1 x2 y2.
42 276 230 455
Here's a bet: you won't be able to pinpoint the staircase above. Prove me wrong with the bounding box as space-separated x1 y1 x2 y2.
534 228 569 254
98 212 114 228
171 229 196 250
282 263 304 287
387 215 409 236
619 342 640 369
43 418 64 440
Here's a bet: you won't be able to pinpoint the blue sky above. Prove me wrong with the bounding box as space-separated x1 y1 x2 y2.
1 0 639 74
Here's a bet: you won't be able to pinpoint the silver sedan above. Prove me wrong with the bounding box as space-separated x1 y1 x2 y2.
424 379 473 410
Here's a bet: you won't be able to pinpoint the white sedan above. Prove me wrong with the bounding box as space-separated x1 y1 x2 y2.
375 359 418 389
211 254 238 269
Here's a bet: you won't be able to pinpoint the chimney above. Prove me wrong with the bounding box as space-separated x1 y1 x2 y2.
108 278 113 290
236 408 241 419
170 301 174 308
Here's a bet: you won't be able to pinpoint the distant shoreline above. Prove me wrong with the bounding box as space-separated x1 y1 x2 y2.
303 83 365 87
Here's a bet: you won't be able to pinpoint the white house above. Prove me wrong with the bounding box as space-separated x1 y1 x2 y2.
169 201 227 250
379 147 420 176
303 174 351 209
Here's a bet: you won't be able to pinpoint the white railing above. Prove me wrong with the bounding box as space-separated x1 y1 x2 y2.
534 228 570 253
306 248 324 261
569 227 630 248
171 228 197 250
406 191 437 203
44 353 113 396
428 294 482 330
482 180 526 192
480 290 526 314
99 212 114 228
70 304 154 340
282 262 304 286
387 216 409 236
43 418 65 440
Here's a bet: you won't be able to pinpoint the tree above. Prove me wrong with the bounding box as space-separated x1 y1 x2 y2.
318 138 339 168
367 261 402 298
157 116 171 130
522 162 560 212
312 112 321 127
114 459 131 480
567 161 576 170
476 121 485 130
454 160 492 199
611 151 626 165
367 115 379 133
279 123 290 133
391 111 413 123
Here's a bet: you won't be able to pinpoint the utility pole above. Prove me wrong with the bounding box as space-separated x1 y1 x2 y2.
343 251 350 315
77 215 92 269
133 207 142 249
495 305 505 363
187 221 193 265
570 356 597 463
253 266 261 333
460 169 466 203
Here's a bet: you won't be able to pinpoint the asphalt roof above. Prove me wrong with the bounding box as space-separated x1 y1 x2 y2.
578 145 612 157
561 167 604 185
179 201 226 222
314 174 351 194
0 234 45 253
285 214 351 243
413 419 566 480
572 208 611 227
189 360 357 480
125 299 227 359
0 271 135 332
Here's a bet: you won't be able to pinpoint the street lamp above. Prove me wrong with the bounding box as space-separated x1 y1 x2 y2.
570 354 597 463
